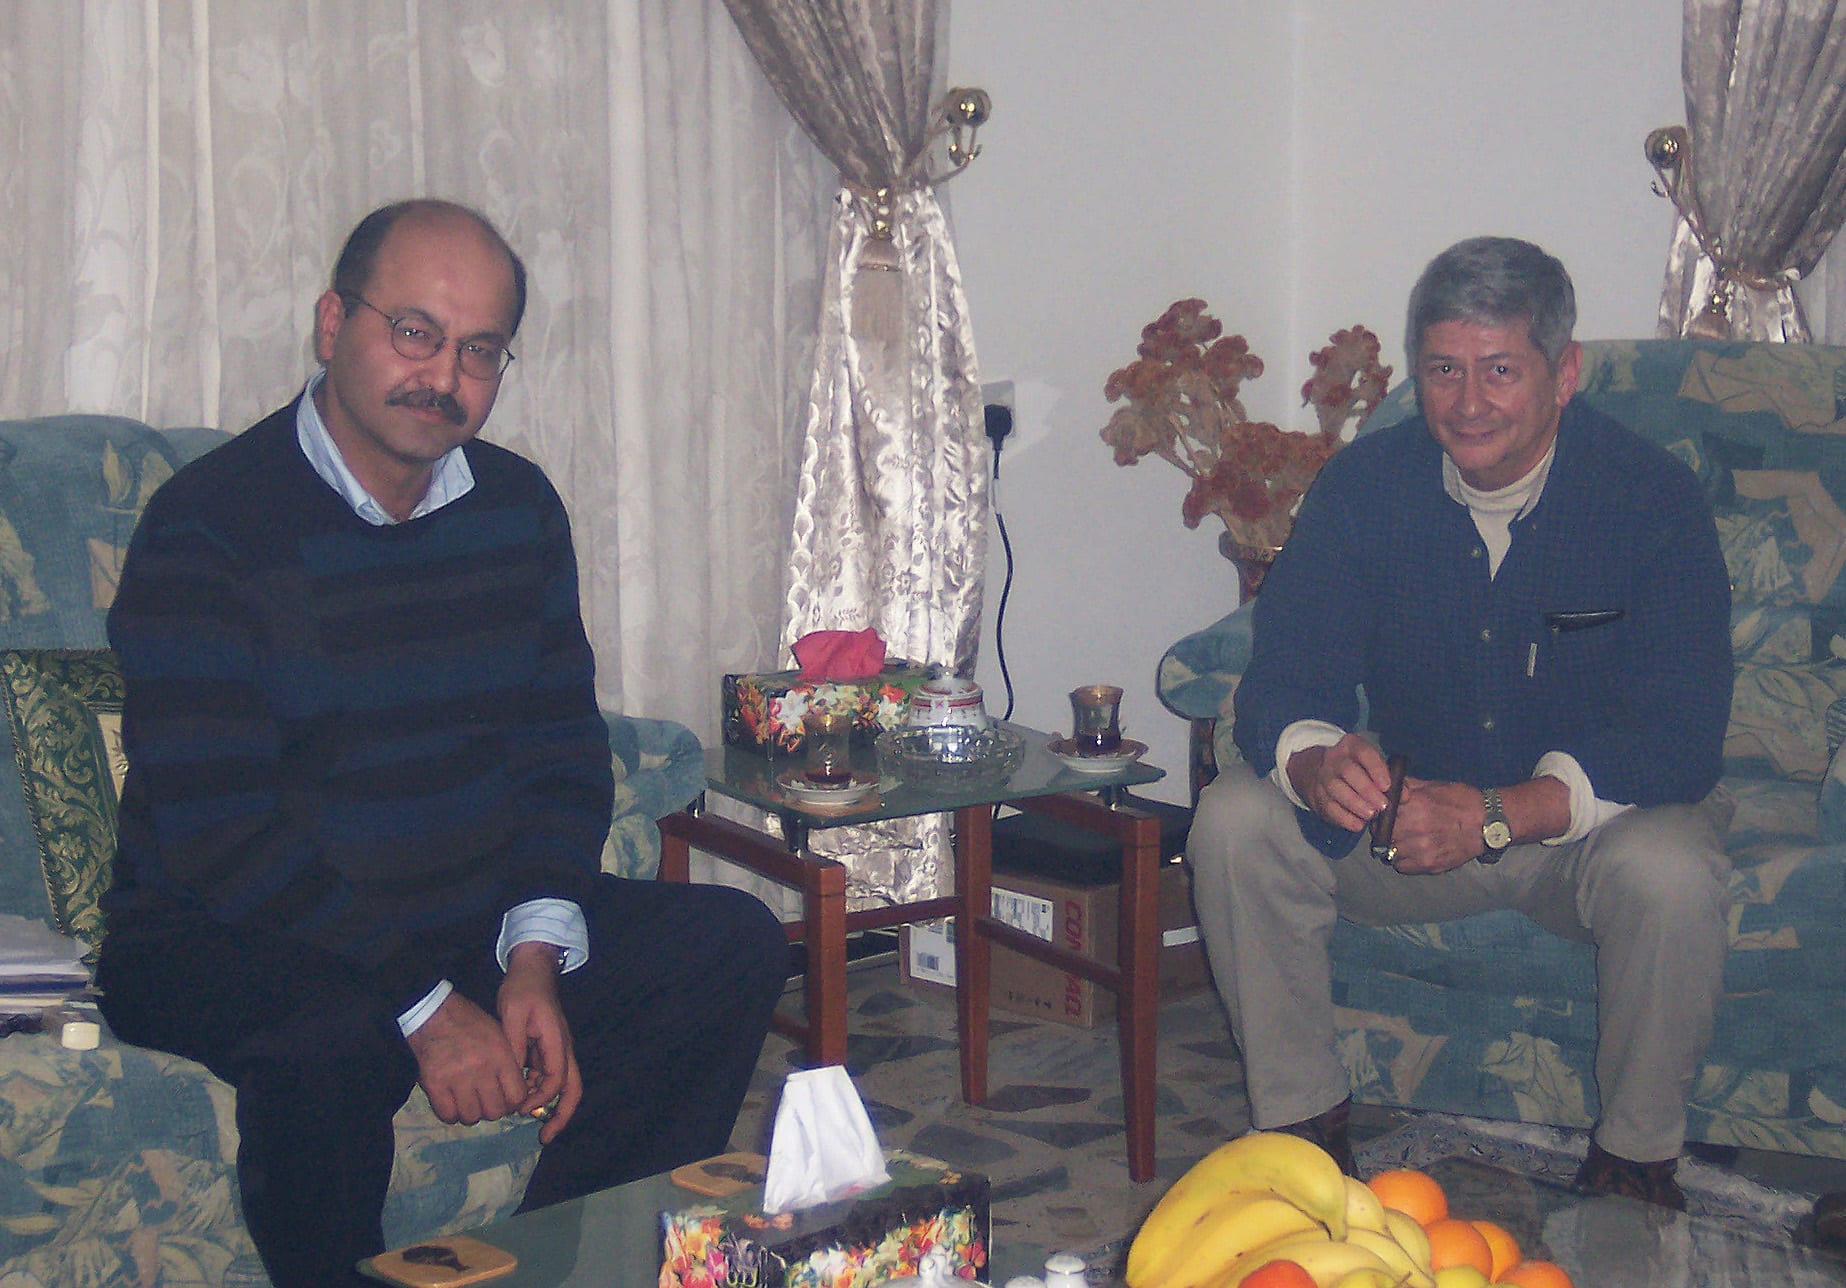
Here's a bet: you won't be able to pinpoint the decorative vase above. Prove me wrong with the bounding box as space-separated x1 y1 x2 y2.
1219 532 1281 603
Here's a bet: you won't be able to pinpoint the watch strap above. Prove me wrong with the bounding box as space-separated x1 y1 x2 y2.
1480 787 1511 863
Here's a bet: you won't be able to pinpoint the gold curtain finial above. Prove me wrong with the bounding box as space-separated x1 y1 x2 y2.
853 89 991 273
942 87 991 169
906 87 991 188
1645 125 1686 185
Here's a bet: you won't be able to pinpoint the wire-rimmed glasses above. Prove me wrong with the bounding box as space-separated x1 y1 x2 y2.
343 294 515 381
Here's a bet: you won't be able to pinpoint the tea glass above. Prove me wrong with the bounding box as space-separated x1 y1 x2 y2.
801 708 855 785
1068 685 1124 755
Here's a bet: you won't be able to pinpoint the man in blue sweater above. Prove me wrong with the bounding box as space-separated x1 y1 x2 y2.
94 199 788 1285
1187 237 1733 1207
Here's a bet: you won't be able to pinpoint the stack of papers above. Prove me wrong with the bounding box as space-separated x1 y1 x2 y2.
0 915 92 1015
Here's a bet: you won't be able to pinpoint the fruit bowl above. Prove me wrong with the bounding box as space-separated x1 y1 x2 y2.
875 723 1025 788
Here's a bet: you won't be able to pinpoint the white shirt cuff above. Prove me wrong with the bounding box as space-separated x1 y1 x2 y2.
397 979 453 1038
1533 751 1633 844
1271 720 1348 809
496 898 590 974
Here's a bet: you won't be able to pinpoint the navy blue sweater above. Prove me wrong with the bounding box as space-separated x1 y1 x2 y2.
1233 398 1733 857
102 403 616 1014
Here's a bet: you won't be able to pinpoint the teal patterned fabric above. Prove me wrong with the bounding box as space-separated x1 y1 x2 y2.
1158 340 1846 1160
0 418 706 1286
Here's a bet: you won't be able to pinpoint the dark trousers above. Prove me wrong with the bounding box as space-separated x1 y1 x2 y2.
95 877 787 1288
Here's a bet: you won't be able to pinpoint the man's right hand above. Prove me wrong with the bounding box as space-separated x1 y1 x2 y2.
1287 734 1395 833
405 991 531 1126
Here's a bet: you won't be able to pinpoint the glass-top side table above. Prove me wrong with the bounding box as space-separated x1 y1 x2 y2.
655 722 1170 1181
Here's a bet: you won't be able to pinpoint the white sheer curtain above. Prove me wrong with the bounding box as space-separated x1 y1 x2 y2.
0 0 835 740
1801 234 1846 343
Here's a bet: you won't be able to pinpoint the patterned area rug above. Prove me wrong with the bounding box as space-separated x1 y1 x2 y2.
728 956 1846 1286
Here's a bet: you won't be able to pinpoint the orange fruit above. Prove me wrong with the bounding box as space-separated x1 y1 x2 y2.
1470 1218 1522 1279
1424 1216 1494 1275
1496 1260 1574 1288
1240 1261 1317 1288
1366 1167 1449 1226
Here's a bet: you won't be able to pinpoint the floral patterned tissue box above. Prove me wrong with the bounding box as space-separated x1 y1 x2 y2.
722 662 932 756
659 1151 988 1288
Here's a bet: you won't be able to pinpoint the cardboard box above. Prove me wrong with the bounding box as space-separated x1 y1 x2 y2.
660 1150 987 1287
899 859 1209 1028
721 662 933 755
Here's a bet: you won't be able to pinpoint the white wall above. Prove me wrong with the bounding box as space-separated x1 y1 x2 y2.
946 1 1685 803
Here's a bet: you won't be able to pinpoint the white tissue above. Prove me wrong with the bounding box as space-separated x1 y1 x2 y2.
760 1065 890 1214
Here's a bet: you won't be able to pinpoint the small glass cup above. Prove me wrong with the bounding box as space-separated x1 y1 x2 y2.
801 707 855 785
1069 684 1124 755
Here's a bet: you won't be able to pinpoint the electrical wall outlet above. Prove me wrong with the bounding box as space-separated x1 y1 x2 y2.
982 379 1015 445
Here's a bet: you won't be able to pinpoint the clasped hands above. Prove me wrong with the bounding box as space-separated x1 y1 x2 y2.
1288 734 1489 875
405 940 582 1143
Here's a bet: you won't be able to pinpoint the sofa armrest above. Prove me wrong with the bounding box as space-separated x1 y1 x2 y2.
1157 604 1253 722
601 712 705 879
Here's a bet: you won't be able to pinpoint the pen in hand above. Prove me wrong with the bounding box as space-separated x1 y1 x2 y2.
1370 752 1409 864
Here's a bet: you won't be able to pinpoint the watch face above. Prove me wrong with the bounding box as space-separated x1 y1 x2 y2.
1484 820 1514 849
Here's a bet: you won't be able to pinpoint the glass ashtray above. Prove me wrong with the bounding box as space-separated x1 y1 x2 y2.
875 723 1026 787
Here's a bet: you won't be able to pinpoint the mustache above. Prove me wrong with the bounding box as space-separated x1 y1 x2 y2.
386 387 467 425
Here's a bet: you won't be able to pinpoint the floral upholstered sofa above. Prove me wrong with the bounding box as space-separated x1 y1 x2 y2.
1158 339 1846 1159
0 415 705 1286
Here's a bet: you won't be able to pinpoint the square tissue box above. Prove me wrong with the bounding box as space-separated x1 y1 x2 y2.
659 1150 988 1287
721 662 932 755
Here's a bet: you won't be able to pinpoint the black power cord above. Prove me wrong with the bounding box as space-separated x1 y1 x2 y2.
984 401 1016 720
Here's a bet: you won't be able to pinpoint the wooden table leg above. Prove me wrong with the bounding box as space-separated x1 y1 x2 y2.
658 812 692 883
999 793 1164 1181
1117 808 1161 1182
955 803 994 1106
803 854 849 1067
653 808 850 1068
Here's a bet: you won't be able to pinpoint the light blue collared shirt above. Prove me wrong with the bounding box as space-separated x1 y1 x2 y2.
296 375 589 1038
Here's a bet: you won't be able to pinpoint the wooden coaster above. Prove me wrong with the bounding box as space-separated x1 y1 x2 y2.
670 1151 768 1197
368 1235 516 1286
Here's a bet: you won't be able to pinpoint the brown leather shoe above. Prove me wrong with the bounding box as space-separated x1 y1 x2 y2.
1272 1097 1356 1177
1572 1139 1686 1211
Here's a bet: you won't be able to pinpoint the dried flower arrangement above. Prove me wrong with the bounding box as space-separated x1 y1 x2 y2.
1100 299 1392 577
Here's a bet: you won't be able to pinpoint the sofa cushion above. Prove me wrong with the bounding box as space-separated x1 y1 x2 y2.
0 649 124 947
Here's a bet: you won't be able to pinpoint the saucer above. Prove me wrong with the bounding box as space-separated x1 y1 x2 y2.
774 768 879 807
1047 737 1148 775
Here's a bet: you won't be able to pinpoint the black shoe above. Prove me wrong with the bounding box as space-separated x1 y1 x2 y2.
1272 1096 1356 1177
1572 1139 1686 1211
1816 1188 1846 1247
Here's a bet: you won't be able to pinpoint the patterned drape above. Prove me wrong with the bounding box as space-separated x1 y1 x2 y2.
0 0 835 744
1658 0 1846 341
722 0 991 907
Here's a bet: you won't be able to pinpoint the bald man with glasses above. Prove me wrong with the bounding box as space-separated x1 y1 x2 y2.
94 199 787 1287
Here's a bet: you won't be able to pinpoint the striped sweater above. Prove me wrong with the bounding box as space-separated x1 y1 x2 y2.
102 402 615 1014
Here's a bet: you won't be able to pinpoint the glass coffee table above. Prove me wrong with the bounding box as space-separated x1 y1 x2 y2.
1354 1114 1846 1287
359 1166 1047 1286
656 721 1170 1180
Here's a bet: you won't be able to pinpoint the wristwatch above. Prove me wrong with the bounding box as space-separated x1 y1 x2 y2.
1479 788 1512 864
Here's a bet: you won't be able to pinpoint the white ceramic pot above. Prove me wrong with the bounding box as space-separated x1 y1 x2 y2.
907 675 990 729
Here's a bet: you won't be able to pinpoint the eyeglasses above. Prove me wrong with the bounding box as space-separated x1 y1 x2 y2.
343 295 516 380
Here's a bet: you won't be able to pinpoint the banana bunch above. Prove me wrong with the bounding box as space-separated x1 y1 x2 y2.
1127 1135 1438 1288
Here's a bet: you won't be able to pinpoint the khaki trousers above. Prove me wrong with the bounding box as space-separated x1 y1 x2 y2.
1187 760 1732 1163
